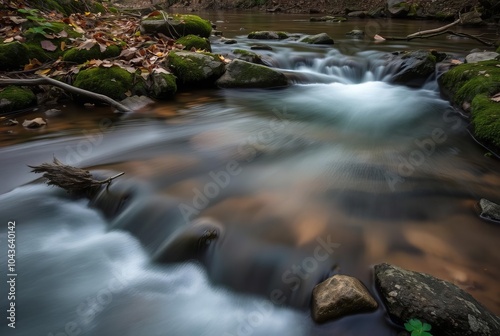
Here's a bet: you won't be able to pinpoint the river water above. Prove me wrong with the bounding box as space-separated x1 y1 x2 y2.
0 13 499 336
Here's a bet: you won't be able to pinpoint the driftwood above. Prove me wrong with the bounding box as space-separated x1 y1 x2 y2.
29 157 124 194
0 77 132 113
406 19 461 38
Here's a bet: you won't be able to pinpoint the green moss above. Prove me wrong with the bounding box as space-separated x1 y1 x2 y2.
176 35 211 51
143 13 212 38
62 45 121 64
0 42 30 70
167 51 224 87
74 66 133 101
150 72 177 99
471 94 500 148
0 86 36 114
92 3 106 13
497 46 500 54
440 60 500 105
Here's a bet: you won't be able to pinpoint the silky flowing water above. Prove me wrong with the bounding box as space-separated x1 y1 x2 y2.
1 13 499 336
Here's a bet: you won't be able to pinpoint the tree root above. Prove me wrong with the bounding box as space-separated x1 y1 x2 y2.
0 76 133 113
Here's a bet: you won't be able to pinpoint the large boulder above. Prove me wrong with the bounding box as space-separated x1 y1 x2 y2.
73 66 134 101
247 31 289 40
387 0 410 18
141 12 212 38
0 86 37 114
465 52 499 64
312 275 378 323
389 50 445 87
299 33 334 45
216 59 288 89
375 263 500 336
166 51 225 87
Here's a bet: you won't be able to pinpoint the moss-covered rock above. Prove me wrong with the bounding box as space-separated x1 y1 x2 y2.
149 71 177 99
0 42 30 70
74 66 133 101
299 33 334 45
166 51 225 87
216 59 288 89
0 86 37 114
24 21 83 62
176 35 211 52
232 49 263 64
141 12 212 38
248 31 289 40
62 45 121 64
439 60 500 149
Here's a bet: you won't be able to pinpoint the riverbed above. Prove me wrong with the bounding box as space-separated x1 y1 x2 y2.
0 13 499 336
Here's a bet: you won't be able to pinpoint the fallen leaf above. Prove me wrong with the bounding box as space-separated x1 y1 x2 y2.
41 40 57 51
35 69 51 76
9 16 28 24
78 39 97 50
59 30 68 38
4 37 14 43
23 118 47 129
451 59 463 65
491 93 500 103
60 41 66 51
24 58 43 71
98 42 107 53
374 34 385 41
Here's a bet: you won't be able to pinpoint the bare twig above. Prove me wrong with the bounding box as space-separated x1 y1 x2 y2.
0 76 132 113
406 19 461 39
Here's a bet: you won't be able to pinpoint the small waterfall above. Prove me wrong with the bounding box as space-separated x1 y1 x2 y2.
264 49 399 84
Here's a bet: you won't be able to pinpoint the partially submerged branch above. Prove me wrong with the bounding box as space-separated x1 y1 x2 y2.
0 77 132 113
29 158 124 195
406 19 461 39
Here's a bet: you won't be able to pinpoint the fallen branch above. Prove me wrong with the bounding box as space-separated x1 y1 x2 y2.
385 30 495 46
406 19 460 38
29 157 124 194
0 76 132 113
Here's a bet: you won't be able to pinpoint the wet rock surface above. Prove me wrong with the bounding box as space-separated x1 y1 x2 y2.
312 275 378 323
375 263 500 336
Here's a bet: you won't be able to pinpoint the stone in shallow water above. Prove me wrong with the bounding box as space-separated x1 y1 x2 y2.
465 52 499 64
375 263 500 336
479 198 500 221
311 274 378 323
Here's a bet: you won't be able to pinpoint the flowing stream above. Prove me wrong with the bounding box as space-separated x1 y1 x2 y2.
1 13 499 336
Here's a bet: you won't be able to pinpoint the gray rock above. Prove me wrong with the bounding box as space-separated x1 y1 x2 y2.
389 50 445 87
346 30 365 39
312 275 378 323
232 49 264 65
22 118 46 129
250 44 273 51
222 38 238 45
149 71 177 100
460 11 484 26
479 198 500 221
310 16 347 22
247 31 288 40
299 33 334 45
216 59 288 89
465 52 500 64
44 108 62 117
387 0 409 17
348 11 367 18
375 263 500 336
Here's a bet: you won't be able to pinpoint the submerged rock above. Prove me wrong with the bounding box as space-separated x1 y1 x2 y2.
216 59 288 89
22 117 46 129
167 51 225 87
310 16 347 22
389 50 445 87
299 33 334 45
0 86 37 114
465 52 499 64
479 198 500 221
141 12 212 38
375 263 500 336
247 31 289 40
312 275 378 323
346 30 365 39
